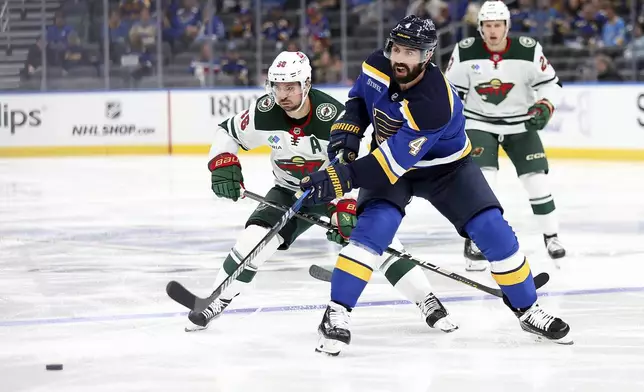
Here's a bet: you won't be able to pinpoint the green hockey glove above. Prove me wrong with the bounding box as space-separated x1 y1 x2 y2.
208 153 244 201
326 199 358 245
525 99 554 132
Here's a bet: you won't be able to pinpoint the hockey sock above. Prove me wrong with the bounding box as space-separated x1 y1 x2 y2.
520 172 559 235
378 237 431 303
465 208 536 309
213 224 283 301
331 243 378 309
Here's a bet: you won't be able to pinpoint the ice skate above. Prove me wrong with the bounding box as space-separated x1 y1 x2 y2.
185 297 234 332
315 301 351 356
464 238 488 271
515 303 573 345
417 293 458 333
544 234 566 260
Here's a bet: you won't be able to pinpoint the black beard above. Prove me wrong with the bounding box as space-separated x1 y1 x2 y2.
392 63 423 84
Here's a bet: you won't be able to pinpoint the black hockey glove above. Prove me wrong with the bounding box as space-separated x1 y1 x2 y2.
525 99 553 132
300 164 353 206
328 119 363 164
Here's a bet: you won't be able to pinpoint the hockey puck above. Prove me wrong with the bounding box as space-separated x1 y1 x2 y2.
46 364 63 371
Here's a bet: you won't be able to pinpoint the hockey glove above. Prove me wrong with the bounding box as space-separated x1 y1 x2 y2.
326 199 358 244
300 164 353 206
208 153 244 201
328 119 363 164
525 99 554 132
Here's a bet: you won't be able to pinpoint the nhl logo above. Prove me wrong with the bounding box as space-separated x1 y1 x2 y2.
293 127 301 135
105 101 121 119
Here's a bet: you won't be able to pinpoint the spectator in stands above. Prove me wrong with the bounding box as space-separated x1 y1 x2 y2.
196 2 226 43
63 31 97 73
310 37 334 84
108 9 131 65
130 7 157 53
511 0 537 33
570 2 606 48
120 0 150 20
21 36 45 81
624 22 644 61
164 0 202 52
601 5 626 48
229 9 253 42
407 0 448 20
262 6 294 51
190 41 219 86
594 53 622 81
220 42 249 86
304 3 331 40
286 41 299 52
46 11 75 66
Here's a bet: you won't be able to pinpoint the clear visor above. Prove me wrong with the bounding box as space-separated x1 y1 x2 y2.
265 80 303 98
384 39 429 63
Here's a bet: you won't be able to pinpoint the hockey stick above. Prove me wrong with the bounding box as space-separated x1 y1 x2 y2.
243 190 550 298
165 158 338 312
308 264 550 294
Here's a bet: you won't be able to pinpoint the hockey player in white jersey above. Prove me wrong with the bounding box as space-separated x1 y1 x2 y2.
187 51 457 333
445 1 566 272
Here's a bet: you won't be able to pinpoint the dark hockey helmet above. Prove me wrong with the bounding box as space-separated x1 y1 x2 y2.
384 15 438 64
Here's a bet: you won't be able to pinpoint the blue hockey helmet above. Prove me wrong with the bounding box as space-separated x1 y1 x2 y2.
384 15 438 64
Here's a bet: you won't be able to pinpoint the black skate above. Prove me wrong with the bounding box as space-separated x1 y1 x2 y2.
464 238 487 271
515 303 573 345
544 234 566 260
417 293 458 333
185 297 234 332
315 301 351 356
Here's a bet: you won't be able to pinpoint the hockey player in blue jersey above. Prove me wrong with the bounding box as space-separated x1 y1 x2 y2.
299 15 572 355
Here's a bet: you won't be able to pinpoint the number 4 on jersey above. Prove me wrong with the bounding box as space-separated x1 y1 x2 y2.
408 136 427 156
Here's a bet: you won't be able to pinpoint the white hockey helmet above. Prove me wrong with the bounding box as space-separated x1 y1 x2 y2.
477 1 511 41
266 51 312 111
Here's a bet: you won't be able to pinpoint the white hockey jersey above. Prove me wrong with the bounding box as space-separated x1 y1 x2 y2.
445 36 562 135
209 89 345 191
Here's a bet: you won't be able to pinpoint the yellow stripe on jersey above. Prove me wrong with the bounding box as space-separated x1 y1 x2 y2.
491 259 532 286
401 100 419 131
372 148 399 184
441 74 454 116
362 62 390 86
336 255 373 282
459 137 472 159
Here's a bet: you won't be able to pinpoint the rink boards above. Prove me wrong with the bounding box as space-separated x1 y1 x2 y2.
1 84 644 160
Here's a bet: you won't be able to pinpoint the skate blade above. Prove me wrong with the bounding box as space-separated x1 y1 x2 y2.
433 318 459 333
533 332 574 345
184 324 209 332
465 263 487 272
315 337 347 356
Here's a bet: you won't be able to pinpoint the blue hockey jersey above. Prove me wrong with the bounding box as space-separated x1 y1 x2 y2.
346 50 471 189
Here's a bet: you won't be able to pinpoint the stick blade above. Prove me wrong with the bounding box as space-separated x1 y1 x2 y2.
309 265 332 282
534 272 550 290
166 281 197 310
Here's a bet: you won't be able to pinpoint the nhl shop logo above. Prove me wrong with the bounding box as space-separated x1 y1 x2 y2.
105 101 122 119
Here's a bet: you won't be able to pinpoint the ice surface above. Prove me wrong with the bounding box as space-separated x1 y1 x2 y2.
1 155 644 391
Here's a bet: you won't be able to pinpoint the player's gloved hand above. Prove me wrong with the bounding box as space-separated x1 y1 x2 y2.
208 153 244 201
328 119 363 164
525 99 554 132
326 199 358 244
300 164 353 206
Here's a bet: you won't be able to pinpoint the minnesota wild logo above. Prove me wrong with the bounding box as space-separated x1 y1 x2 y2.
275 156 324 179
475 79 515 105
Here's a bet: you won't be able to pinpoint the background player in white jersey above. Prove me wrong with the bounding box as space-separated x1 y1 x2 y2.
445 0 566 272
187 51 457 333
